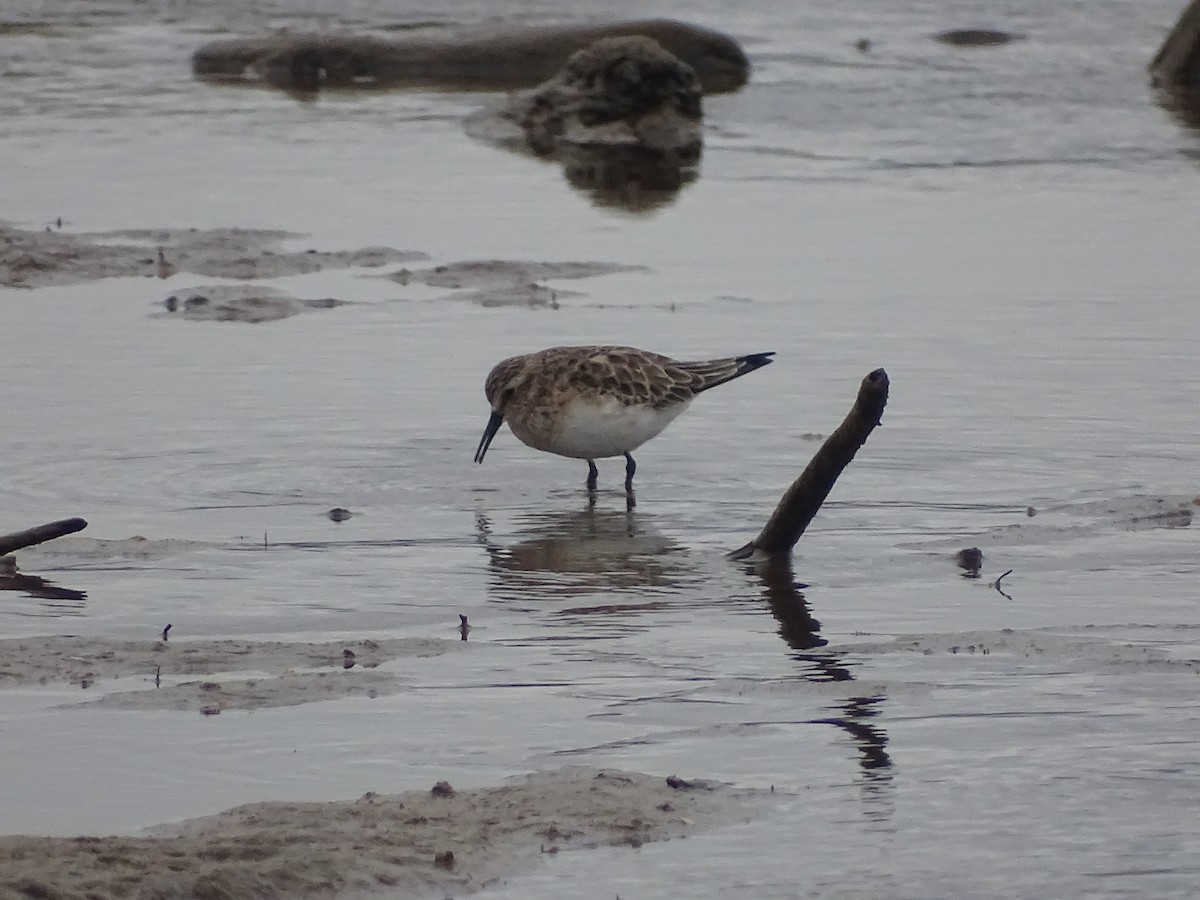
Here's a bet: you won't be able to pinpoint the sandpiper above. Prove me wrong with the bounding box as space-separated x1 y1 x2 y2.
473 345 774 494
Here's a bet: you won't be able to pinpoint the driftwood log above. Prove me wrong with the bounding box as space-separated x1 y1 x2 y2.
731 368 889 561
192 19 749 95
0 518 88 557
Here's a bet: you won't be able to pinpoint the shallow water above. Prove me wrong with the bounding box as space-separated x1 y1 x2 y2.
2 0 1200 896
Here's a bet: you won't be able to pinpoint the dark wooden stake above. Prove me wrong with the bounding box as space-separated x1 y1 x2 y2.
0 518 88 556
730 369 888 561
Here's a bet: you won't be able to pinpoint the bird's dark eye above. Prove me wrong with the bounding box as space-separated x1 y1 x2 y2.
502 387 516 401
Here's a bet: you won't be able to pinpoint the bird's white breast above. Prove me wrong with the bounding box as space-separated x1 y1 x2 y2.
541 397 690 459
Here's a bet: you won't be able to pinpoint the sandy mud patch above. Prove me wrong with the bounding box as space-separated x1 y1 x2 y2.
389 258 646 307
902 493 1198 556
11 536 217 564
0 225 425 289
157 284 351 323
842 627 1200 676
0 635 459 711
0 768 761 899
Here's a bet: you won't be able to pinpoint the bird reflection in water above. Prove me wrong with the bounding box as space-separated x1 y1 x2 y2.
475 504 686 608
476 504 893 813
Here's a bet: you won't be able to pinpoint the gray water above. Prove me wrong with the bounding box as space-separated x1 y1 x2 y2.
2 0 1200 896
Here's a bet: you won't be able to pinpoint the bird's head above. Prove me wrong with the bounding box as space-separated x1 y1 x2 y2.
474 355 529 464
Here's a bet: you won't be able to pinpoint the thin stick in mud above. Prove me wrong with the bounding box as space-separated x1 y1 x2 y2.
730 368 888 561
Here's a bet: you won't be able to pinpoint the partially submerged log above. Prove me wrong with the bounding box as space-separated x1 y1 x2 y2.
731 369 889 561
0 518 88 556
192 19 749 95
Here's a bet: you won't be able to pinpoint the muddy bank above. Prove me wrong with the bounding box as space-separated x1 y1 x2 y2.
0 225 424 289
192 19 749 95
0 635 458 711
1 768 760 899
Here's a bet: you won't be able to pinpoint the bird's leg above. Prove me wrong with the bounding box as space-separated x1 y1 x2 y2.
586 459 599 493
624 452 637 493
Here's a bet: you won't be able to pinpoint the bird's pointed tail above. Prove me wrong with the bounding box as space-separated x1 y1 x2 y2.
679 351 775 393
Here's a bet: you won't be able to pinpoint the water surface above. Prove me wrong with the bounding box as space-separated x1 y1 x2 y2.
1 0 1199 896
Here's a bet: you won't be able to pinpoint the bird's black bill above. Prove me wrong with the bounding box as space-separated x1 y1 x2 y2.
474 410 504 463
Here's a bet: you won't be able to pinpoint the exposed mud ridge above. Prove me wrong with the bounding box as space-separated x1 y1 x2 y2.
0 768 762 900
158 284 352 323
389 258 647 307
0 225 426 289
902 493 1198 552
841 626 1200 677
0 635 459 711
17 536 215 561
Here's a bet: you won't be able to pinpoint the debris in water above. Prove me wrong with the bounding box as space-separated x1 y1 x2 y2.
955 547 983 578
156 247 176 279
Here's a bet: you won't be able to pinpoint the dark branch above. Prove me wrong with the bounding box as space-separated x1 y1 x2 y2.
0 517 88 556
730 369 888 561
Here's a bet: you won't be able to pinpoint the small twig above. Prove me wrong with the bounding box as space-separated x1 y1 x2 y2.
161 623 172 642
991 568 1014 599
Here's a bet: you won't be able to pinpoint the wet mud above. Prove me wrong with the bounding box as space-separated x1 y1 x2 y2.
159 284 351 323
0 225 424 289
0 768 762 900
0 634 457 711
390 258 647 307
